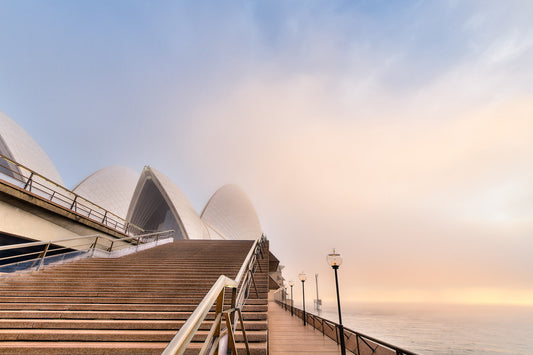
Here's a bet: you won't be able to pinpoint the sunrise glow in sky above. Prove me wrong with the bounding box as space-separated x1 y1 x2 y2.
1 1 533 305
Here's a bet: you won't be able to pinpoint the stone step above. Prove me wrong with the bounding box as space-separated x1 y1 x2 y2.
0 295 268 304
0 310 267 320
0 319 268 330
0 281 270 288
0 286 269 293
0 341 267 355
0 328 268 342
0 297 268 305
3 278 268 284
0 303 268 312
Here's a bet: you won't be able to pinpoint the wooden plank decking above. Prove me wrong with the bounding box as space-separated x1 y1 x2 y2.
268 297 341 354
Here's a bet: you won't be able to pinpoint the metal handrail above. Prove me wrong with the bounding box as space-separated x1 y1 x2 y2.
163 234 266 355
163 276 237 354
0 230 172 253
0 230 174 272
274 298 417 355
0 153 143 235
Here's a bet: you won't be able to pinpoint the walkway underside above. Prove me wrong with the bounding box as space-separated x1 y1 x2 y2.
0 240 270 354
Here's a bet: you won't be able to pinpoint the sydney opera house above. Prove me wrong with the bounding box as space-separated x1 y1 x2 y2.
0 110 262 245
0 110 410 354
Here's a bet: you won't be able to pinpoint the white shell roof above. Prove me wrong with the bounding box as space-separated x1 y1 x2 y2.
201 185 262 240
129 167 210 240
0 111 64 185
73 166 139 220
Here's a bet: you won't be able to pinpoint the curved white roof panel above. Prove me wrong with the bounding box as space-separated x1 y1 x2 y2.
201 185 262 240
73 166 139 220
127 166 209 240
0 111 64 185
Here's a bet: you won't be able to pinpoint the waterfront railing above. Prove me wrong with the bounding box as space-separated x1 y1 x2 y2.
0 153 143 235
274 296 417 355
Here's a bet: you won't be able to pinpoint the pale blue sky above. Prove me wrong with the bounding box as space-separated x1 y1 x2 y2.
1 0 533 304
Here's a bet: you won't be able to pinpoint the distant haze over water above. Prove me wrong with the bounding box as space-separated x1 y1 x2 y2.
300 301 533 354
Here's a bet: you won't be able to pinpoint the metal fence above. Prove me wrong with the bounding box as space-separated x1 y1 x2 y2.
273 293 417 355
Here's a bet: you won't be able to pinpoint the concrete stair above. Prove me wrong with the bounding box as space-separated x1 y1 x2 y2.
0 240 269 354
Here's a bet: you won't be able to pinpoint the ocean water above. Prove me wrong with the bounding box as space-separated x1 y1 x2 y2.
305 302 533 354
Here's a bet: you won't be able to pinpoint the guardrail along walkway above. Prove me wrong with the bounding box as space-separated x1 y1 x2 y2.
0 240 270 354
268 295 341 354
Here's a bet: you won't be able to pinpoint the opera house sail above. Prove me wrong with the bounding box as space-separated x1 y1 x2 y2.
0 111 64 186
126 167 210 240
72 166 138 220
201 184 262 240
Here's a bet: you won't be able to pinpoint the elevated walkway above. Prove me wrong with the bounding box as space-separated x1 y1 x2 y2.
0 240 270 354
0 153 143 247
268 293 340 354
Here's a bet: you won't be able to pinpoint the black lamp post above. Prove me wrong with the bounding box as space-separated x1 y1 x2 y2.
298 272 307 326
289 280 294 316
327 249 346 355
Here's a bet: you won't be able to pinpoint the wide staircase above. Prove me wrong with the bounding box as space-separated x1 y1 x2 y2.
0 240 269 354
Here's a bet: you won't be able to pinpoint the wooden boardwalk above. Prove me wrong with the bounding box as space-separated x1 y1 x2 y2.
268 298 341 354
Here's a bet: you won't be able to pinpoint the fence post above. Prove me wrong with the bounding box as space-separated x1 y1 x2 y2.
91 236 99 257
37 243 50 271
70 195 77 210
23 172 34 190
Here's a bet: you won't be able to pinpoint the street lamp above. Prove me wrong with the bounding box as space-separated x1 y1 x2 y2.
289 280 294 316
298 272 307 326
327 249 346 355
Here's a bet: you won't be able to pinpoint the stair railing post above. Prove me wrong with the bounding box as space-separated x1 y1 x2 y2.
107 240 114 252
91 236 99 257
237 308 250 355
249 269 259 297
224 311 238 355
37 242 50 271
213 289 224 354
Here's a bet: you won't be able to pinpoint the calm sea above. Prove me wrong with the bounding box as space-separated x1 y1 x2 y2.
305 302 533 354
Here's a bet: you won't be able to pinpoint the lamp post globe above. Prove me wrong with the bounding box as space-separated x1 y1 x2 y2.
298 272 307 326
327 249 346 355
288 280 295 316
327 248 343 268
